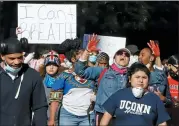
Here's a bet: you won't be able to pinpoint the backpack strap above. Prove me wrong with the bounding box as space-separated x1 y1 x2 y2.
97 68 108 86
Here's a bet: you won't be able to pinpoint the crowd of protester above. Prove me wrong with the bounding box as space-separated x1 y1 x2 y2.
0 28 178 126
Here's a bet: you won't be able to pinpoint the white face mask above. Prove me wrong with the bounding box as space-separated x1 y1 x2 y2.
132 87 144 98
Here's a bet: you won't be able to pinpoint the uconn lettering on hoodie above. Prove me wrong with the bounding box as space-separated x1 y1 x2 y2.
119 100 151 115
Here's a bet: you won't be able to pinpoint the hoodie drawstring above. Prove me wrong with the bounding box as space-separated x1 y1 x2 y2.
15 73 24 99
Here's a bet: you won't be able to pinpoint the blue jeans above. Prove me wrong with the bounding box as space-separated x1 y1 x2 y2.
59 107 95 126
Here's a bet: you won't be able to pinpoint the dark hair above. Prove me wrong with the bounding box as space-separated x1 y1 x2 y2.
39 65 67 78
127 62 150 87
65 49 79 62
168 54 179 65
0 37 28 55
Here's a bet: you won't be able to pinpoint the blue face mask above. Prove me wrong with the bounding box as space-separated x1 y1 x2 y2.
5 63 22 75
89 55 97 63
43 74 56 88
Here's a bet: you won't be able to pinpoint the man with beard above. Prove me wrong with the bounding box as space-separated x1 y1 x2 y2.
138 40 172 107
166 54 179 126
0 37 48 126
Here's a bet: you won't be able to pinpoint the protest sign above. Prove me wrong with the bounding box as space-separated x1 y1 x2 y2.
18 3 77 44
83 34 126 65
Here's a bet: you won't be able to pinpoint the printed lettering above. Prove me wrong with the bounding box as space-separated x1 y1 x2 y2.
120 100 151 115
136 104 144 113
143 105 151 114
125 101 131 110
131 102 137 111
120 100 126 109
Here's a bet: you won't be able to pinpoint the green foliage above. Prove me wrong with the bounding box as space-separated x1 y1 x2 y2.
0 1 178 39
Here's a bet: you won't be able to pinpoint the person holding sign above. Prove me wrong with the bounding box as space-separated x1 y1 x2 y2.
74 34 131 125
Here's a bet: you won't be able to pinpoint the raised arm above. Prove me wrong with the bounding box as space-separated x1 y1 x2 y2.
74 34 103 80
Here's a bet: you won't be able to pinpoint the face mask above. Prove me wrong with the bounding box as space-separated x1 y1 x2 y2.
169 69 179 81
89 55 97 63
132 87 144 98
5 63 22 75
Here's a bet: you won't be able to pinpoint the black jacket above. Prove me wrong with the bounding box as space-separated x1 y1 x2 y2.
0 64 48 126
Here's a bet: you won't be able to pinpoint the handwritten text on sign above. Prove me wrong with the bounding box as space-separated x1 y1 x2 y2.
18 4 77 44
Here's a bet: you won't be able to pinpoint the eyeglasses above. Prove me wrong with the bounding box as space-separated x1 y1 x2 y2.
116 51 130 57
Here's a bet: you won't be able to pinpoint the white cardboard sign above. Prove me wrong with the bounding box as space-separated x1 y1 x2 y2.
18 3 77 44
83 34 126 65
97 35 126 65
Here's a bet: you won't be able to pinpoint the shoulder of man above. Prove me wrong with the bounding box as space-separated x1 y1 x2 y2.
22 64 42 79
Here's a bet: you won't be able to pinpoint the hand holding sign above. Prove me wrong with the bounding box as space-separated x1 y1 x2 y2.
147 40 160 57
16 27 23 35
87 33 100 52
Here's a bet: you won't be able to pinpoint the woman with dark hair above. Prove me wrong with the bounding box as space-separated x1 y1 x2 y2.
74 34 130 125
100 63 170 126
166 54 179 126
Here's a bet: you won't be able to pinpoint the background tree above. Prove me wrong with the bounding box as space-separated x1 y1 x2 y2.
0 1 178 59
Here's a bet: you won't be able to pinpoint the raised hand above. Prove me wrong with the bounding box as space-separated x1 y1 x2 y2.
147 40 160 57
59 54 66 63
87 33 100 52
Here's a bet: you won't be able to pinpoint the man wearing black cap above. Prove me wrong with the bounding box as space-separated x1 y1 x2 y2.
0 37 48 126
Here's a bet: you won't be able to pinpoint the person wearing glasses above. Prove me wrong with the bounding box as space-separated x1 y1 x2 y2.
74 34 131 125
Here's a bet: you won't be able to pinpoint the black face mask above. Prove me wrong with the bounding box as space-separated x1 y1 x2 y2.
169 69 179 81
